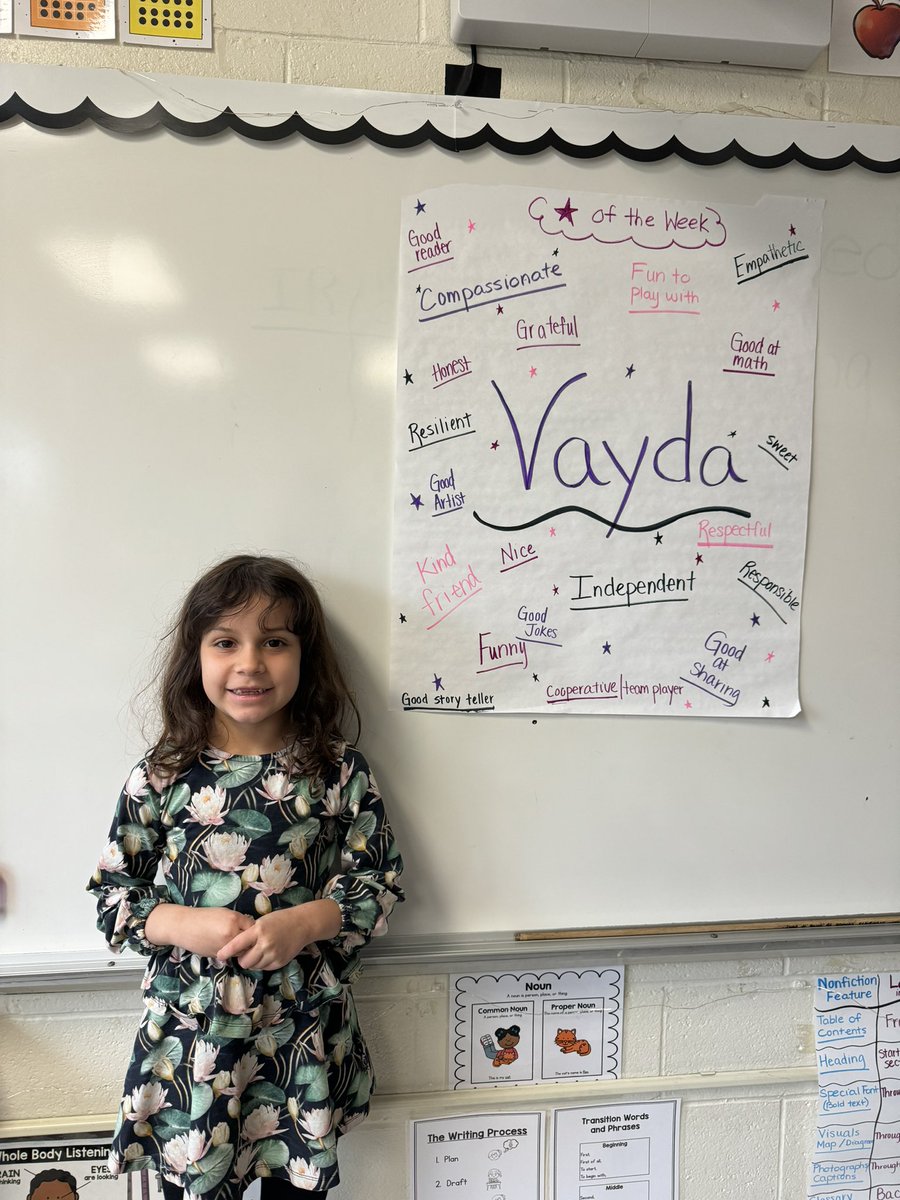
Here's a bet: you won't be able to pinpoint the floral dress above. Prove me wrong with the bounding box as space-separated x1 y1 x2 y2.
87 744 404 1198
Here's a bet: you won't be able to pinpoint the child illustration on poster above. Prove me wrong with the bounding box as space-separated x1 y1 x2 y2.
391 184 823 718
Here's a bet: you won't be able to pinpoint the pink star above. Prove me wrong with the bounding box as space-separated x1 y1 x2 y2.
552 585 559 595
549 527 557 537
490 440 499 450
766 651 775 662
529 366 537 378
772 300 780 312
467 219 475 233
684 699 693 710
789 224 796 236
555 197 577 225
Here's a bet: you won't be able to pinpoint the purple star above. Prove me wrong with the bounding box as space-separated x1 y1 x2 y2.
410 494 423 509
433 675 443 691
415 199 426 214
625 364 635 378
555 197 577 225
490 440 499 450
751 613 760 626
602 642 611 654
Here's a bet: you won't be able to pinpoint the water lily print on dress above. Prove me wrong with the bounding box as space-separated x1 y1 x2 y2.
88 745 403 1199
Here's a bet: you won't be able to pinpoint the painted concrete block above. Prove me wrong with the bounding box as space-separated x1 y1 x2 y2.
663 978 813 1074
215 0 418 44
680 1096 781 1200
288 38 467 95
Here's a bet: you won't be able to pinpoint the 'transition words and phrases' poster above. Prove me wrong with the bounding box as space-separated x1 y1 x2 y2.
553 1100 680 1200
391 185 822 718
451 968 622 1090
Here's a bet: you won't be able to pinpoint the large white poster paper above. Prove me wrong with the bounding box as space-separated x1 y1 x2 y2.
391 186 822 717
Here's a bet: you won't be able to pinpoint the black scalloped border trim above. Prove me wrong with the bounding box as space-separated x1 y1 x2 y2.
1 92 898 173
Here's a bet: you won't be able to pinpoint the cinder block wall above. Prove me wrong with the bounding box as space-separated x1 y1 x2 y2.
4 950 900 1195
1 0 899 124
2 6 898 1196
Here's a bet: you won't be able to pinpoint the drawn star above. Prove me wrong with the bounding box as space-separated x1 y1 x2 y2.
403 369 413 385
416 284 422 293
762 696 770 708
433 675 444 691
552 248 559 257
415 199 426 214
467 219 476 233
684 699 693 710
751 613 761 626
532 673 539 683
410 493 423 509
695 553 703 565
529 366 537 378
398 613 407 623
549 527 557 537
602 641 611 654
654 532 663 544
625 364 635 378
789 224 796 236
555 196 578 225
766 651 775 662
552 585 559 596
772 300 781 312
728 430 737 438
496 304 504 315
490 440 499 450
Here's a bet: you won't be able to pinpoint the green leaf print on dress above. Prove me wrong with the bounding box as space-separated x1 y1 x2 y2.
88 746 404 1200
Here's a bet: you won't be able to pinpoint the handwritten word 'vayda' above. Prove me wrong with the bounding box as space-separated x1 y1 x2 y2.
492 375 746 534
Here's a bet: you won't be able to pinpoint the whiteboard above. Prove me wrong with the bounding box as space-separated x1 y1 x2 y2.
1 66 898 961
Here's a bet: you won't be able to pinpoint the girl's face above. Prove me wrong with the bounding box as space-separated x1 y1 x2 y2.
199 594 301 755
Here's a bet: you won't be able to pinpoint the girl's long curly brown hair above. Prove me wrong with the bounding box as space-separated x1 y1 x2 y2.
146 554 359 780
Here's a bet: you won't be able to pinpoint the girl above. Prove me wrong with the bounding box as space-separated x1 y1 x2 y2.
88 555 404 1200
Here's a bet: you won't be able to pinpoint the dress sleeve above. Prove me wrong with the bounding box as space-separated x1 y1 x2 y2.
321 748 405 959
86 761 169 956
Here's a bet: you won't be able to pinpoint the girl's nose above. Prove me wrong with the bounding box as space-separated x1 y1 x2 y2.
236 647 264 673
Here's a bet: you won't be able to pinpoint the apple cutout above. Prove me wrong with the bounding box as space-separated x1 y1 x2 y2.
853 1 900 59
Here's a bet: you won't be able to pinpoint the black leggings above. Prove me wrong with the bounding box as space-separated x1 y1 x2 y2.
161 1178 327 1200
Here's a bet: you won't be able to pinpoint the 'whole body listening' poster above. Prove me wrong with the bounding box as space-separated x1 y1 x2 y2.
391 185 822 718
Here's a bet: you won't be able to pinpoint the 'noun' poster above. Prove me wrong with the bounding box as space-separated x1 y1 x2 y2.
391 185 822 717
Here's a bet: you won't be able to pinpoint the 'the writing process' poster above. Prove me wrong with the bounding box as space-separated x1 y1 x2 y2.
391 185 822 718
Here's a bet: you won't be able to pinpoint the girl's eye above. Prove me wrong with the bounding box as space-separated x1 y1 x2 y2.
264 638 286 648
213 639 235 649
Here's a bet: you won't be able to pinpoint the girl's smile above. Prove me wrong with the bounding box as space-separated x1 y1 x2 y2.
199 595 301 754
